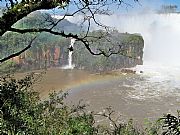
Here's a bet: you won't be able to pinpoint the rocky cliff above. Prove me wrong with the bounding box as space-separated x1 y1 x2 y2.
73 31 144 72
0 12 144 73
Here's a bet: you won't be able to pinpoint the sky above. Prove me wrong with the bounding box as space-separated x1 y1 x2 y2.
1 0 180 13
117 0 180 13
143 0 180 7
163 0 180 6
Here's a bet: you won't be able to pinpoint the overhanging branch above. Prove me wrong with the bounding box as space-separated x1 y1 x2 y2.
9 28 118 57
9 27 136 59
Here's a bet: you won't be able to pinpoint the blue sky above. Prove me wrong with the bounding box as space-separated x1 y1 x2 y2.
163 0 180 6
1 0 180 12
120 0 180 13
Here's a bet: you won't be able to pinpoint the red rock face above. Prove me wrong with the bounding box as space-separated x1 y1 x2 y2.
10 45 62 70
54 47 60 66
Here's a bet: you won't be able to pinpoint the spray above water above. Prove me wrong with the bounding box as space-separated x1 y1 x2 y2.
93 13 180 99
95 13 180 66
95 13 180 74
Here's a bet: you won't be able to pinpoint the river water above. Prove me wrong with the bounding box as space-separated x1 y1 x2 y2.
26 66 180 124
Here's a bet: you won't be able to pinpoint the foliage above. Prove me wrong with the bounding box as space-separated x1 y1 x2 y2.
95 117 143 135
159 112 180 134
144 119 162 135
0 74 148 135
1 74 179 135
0 60 18 74
0 74 94 135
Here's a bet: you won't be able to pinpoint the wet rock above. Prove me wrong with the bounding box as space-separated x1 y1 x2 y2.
121 69 136 74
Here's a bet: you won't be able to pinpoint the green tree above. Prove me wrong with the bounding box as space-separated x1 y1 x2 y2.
0 74 95 134
0 0 139 63
0 74 150 135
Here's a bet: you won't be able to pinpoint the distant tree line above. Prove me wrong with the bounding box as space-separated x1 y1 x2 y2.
158 5 178 13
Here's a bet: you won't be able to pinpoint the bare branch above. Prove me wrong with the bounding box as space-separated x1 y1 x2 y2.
9 27 137 59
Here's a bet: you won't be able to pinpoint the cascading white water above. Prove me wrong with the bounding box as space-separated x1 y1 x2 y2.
62 38 76 69
96 13 180 65
69 38 76 69
95 13 180 74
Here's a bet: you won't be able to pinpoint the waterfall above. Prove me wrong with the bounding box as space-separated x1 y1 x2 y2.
68 38 76 69
95 13 180 66
62 38 76 69
95 13 180 85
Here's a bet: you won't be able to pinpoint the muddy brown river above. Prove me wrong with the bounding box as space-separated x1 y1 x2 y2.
17 68 180 125
65 72 180 124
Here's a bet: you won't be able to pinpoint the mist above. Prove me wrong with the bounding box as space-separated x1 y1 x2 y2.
91 13 179 67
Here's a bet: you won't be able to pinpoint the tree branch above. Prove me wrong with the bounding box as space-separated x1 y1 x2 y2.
0 36 37 63
9 27 136 59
